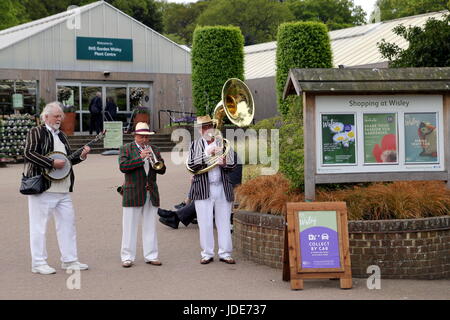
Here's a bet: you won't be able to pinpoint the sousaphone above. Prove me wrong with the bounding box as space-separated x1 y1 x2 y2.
186 78 254 174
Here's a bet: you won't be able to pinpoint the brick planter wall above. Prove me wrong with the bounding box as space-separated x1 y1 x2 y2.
233 211 285 269
233 211 450 279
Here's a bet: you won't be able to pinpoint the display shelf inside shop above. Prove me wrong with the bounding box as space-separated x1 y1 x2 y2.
0 114 37 164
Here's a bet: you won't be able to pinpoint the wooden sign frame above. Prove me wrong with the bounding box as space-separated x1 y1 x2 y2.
283 202 352 290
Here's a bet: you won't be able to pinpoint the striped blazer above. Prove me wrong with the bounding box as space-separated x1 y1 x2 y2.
23 124 84 193
119 142 166 207
187 138 236 202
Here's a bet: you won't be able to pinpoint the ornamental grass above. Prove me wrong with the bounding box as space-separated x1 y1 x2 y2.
235 175 450 220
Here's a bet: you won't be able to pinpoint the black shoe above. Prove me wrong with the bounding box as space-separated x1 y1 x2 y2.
159 216 179 229
157 208 176 219
174 202 186 210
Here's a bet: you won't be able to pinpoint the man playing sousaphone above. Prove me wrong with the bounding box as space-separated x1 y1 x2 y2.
118 122 166 268
187 115 236 265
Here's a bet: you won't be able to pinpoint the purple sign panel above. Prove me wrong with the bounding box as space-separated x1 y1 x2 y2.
298 211 341 269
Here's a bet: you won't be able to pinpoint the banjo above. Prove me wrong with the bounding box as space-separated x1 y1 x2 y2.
43 131 106 181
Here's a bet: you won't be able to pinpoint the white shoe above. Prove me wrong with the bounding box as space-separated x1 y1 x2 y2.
61 261 89 271
32 265 56 275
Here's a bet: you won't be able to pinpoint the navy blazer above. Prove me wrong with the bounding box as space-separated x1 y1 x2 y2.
187 138 236 202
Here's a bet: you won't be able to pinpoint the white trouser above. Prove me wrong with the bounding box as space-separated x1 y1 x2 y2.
28 192 78 268
121 192 158 262
195 183 233 259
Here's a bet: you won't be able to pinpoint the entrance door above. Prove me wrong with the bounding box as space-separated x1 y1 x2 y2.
81 86 101 134
57 82 152 134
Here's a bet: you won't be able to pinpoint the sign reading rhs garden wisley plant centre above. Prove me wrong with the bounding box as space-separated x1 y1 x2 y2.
76 37 133 61
315 95 444 174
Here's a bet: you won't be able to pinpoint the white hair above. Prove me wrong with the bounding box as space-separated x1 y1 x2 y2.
40 101 65 122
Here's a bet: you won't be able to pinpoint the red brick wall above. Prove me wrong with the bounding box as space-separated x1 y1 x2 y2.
233 211 450 279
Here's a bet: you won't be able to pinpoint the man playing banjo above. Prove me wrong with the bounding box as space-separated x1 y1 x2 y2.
24 102 91 275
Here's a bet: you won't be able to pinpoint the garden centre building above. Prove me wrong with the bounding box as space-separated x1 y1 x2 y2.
0 1 192 133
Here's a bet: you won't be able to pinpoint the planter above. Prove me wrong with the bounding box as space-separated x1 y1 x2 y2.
60 112 76 136
233 211 450 279
133 113 149 127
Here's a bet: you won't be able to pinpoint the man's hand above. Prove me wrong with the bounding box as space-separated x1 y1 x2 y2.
140 149 151 159
80 146 91 160
53 159 66 169
217 156 226 167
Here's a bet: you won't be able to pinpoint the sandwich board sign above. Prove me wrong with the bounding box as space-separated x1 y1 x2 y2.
283 202 352 290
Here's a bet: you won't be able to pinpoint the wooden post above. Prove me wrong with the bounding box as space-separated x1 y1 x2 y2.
303 93 316 201
444 94 450 189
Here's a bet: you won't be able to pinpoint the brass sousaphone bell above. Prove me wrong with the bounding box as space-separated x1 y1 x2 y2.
186 78 255 174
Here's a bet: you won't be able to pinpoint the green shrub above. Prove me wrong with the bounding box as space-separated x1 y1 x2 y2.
191 26 244 116
276 21 332 116
279 97 304 191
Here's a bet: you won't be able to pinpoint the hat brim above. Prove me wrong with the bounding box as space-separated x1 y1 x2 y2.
133 130 155 135
194 121 214 127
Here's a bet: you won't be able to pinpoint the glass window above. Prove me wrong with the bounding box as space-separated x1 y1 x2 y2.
0 80 37 116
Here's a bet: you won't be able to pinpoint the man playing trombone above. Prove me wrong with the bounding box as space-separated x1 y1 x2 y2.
118 122 166 268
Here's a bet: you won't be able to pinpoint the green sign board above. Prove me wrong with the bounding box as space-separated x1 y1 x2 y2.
104 121 123 149
76 37 133 61
12 93 24 110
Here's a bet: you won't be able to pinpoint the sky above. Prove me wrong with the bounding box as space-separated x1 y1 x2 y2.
164 0 378 21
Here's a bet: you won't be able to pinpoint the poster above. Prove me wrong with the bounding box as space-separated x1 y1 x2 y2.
321 114 356 164
404 113 438 163
298 211 341 269
363 113 397 163
12 93 24 110
103 121 123 149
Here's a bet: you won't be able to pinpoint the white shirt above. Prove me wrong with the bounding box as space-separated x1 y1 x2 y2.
203 138 222 185
45 124 71 193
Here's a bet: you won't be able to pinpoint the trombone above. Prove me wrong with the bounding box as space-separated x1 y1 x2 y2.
186 78 254 175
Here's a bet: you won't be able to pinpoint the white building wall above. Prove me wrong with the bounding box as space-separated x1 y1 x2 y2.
0 2 191 74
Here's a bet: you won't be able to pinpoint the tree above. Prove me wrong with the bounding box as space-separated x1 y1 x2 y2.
196 0 294 45
161 1 209 45
112 0 163 32
378 14 450 67
371 0 449 22
0 0 28 30
286 0 366 30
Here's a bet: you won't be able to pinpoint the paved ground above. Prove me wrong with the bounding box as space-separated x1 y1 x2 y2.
0 153 448 300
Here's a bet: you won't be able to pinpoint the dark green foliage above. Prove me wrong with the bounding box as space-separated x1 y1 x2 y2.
378 14 450 67
196 0 294 45
191 26 244 116
2 0 162 33
371 0 449 22
286 0 367 30
276 21 332 116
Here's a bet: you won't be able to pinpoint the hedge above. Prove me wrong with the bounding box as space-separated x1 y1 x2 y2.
276 21 332 116
191 26 245 116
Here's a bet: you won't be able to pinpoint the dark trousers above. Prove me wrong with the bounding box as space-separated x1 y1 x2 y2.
90 113 102 134
176 202 197 226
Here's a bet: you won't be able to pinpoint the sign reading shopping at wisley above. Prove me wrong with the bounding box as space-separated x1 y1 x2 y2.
76 37 133 61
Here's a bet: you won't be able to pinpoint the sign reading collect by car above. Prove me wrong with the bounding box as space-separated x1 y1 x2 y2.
76 37 133 61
